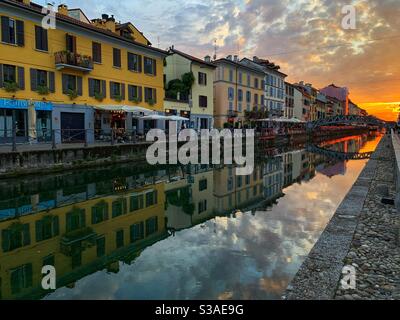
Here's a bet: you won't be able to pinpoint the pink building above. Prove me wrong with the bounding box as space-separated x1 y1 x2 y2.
320 84 349 115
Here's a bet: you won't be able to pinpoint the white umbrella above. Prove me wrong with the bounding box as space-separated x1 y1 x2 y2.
166 116 190 121
141 114 170 120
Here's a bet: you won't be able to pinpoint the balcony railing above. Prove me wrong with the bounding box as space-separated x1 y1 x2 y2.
55 51 94 72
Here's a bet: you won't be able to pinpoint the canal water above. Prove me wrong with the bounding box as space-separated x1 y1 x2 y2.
0 133 381 300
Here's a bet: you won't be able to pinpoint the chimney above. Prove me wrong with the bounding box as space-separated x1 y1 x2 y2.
58 4 68 15
234 55 238 62
204 55 211 63
22 0 30 4
226 55 232 61
105 14 116 33
253 56 259 62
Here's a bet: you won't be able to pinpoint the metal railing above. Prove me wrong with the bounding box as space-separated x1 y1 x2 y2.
0 128 148 152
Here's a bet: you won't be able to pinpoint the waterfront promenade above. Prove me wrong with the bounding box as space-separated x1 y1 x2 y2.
285 133 400 300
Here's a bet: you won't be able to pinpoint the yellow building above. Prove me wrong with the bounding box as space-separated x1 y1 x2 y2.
213 56 265 129
0 0 167 143
213 165 264 214
0 181 166 300
164 48 216 130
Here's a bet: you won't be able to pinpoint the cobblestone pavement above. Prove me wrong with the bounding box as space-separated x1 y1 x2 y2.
285 134 400 300
335 136 400 300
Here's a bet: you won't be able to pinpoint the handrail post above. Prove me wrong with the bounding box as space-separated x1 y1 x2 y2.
12 125 17 152
84 129 88 148
52 129 56 149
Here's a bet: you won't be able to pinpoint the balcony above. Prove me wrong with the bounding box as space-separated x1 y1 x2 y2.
55 51 94 72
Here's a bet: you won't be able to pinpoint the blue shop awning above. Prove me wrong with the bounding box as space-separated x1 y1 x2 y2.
0 98 28 110
34 101 53 111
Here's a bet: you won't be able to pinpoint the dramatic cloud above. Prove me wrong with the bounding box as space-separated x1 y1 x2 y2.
65 0 400 120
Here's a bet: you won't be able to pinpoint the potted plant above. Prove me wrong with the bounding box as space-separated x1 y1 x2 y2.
4 81 19 93
94 91 104 102
67 89 78 100
37 85 50 95
114 94 123 102
130 97 140 104
147 99 155 106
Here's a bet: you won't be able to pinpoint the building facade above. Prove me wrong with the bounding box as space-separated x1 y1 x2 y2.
320 84 349 116
213 56 265 128
164 48 215 130
0 0 167 144
240 57 287 118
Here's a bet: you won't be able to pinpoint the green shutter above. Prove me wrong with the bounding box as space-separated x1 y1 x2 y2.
77 76 83 96
22 224 30 246
16 20 24 46
0 64 3 88
121 83 125 100
30 69 37 91
25 264 33 287
17 67 25 90
138 86 143 102
53 216 59 236
88 78 94 97
1 17 10 43
62 74 68 94
48 72 55 92
101 80 106 98
1 229 10 252
35 220 43 242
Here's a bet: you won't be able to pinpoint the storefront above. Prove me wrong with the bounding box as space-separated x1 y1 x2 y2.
0 98 28 143
33 101 53 142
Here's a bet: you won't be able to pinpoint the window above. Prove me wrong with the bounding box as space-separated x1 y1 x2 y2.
116 230 124 249
96 237 105 257
228 87 234 100
1 224 30 252
112 198 127 218
247 74 251 87
237 176 243 188
238 72 242 84
144 87 156 103
229 69 233 82
35 216 59 242
238 89 243 102
34 26 48 51
199 95 208 108
3 64 16 83
66 209 86 233
128 85 142 101
128 52 142 72
198 200 207 214
91 201 109 224
144 57 156 75
92 42 102 63
146 190 158 207
254 78 259 89
10 264 32 295
1 17 23 46
246 175 251 185
198 72 207 85
199 179 208 191
130 194 144 212
36 70 47 87
246 91 251 103
254 93 258 105
145 217 158 236
66 34 76 53
113 48 121 68
130 222 144 243
111 82 122 98
63 74 77 93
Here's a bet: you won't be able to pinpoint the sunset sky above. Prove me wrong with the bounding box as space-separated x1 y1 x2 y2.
62 0 400 121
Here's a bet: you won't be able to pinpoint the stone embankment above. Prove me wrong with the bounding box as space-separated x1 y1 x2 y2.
284 133 400 300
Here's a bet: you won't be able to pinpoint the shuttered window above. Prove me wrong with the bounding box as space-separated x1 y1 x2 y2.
116 230 124 248
130 194 144 212
0 16 23 45
130 222 144 243
66 209 86 233
91 201 109 224
35 216 59 242
199 95 208 108
1 224 31 253
30 69 55 92
88 78 106 98
35 26 48 51
127 52 142 72
62 74 82 95
92 42 102 63
143 57 156 75
112 198 127 218
113 48 121 68
145 216 158 236
110 82 125 100
128 85 142 102
66 34 76 53
198 72 207 85
10 263 33 295
144 87 156 103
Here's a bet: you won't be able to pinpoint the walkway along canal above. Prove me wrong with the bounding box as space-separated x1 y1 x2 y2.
285 133 400 300
0 133 383 299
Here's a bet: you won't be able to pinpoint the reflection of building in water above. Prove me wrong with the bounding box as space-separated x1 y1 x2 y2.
263 157 284 202
0 182 166 300
165 165 215 231
213 166 264 214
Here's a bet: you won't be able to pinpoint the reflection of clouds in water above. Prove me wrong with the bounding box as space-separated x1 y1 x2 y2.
46 159 367 301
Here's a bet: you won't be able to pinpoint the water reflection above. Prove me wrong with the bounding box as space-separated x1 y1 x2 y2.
0 133 381 300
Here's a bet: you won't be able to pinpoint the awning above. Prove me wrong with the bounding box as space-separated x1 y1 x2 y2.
0 98 28 110
166 116 190 121
256 117 305 123
94 105 153 115
142 114 169 120
34 101 53 111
